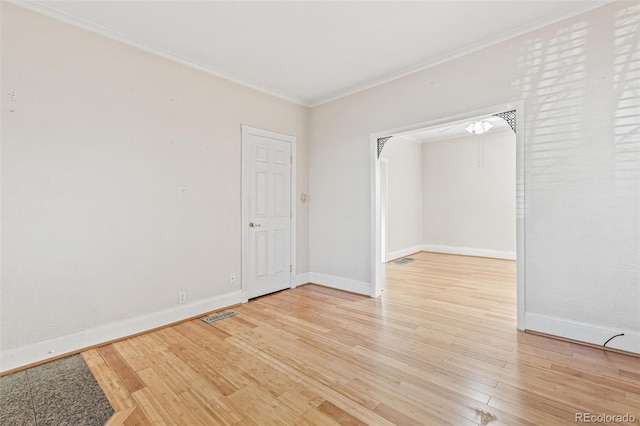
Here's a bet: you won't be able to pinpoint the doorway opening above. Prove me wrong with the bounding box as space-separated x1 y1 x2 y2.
370 102 525 330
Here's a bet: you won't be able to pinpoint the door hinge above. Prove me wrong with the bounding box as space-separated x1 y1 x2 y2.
290 210 292 218
290 156 293 165
290 265 293 272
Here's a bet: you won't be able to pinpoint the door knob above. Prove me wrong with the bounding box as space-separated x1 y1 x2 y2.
249 222 261 228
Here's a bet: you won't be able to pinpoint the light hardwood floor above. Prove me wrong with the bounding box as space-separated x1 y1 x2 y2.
85 252 640 425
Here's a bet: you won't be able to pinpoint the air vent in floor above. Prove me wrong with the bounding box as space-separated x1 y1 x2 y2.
202 310 238 323
394 257 415 265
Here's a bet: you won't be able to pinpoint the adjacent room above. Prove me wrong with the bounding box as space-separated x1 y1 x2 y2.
379 114 516 264
2 1 638 425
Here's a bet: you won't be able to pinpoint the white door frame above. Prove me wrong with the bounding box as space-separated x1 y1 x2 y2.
241 125 297 302
370 101 526 330
380 159 389 263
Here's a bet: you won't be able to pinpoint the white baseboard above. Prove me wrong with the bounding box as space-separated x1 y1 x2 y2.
386 245 423 262
308 272 371 295
422 244 516 260
293 272 311 287
0 291 242 373
525 312 640 354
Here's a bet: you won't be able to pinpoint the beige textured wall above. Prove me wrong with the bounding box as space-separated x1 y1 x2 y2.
309 2 639 351
380 139 423 256
1 3 309 368
421 130 516 255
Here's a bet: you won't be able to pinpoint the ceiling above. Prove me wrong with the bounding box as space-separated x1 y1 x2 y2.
19 1 606 107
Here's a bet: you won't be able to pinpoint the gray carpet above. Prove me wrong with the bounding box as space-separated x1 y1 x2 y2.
0 354 114 426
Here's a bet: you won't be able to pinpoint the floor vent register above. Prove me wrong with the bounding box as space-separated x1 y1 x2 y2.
202 310 238 324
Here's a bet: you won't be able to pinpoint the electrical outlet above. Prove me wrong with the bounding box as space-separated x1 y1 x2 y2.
229 273 236 285
178 291 186 304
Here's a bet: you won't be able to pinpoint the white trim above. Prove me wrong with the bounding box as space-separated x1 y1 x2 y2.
290 140 297 288
309 273 371 296
241 125 297 303
525 312 640 354
0 291 241 373
293 272 311 287
308 3 609 107
371 101 526 329
12 1 609 108
12 1 306 107
386 245 424 262
421 245 516 261
380 159 389 264
371 130 383 297
515 102 526 331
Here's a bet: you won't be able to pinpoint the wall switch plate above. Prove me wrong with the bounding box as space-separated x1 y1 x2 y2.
229 273 236 285
178 291 186 304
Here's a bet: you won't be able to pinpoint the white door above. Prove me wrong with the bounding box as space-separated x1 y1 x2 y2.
242 126 294 300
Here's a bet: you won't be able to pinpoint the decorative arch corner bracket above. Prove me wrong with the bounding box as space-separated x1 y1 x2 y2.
377 136 392 159
493 110 517 134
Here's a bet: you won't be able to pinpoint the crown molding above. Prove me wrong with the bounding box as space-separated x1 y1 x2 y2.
308 1 611 107
10 0 611 109
9 0 310 107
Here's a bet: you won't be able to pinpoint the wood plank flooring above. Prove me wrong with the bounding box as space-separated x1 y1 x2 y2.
85 252 640 425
